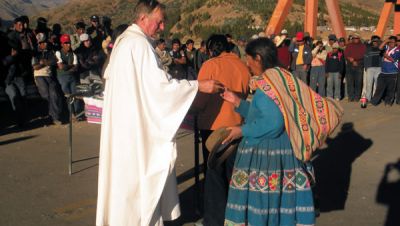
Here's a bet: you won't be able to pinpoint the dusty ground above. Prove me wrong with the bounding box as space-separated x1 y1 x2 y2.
0 99 399 226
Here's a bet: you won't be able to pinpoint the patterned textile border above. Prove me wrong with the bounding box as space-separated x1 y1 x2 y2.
237 148 293 156
226 203 315 215
253 67 344 162
230 169 312 192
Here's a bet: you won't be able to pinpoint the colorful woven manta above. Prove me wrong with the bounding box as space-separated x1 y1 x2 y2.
253 67 344 162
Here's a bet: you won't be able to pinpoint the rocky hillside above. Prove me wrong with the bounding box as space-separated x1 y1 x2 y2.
31 0 384 40
0 0 67 21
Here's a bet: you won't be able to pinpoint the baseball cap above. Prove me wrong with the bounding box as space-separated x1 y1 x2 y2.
60 34 71 44
90 15 99 22
281 29 288 35
37 17 47 24
296 32 304 41
338 37 346 43
79 33 89 42
36 33 46 43
352 33 360 38
328 34 337 41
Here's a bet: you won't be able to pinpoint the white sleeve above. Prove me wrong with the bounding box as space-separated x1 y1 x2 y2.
73 53 78 65
55 51 62 64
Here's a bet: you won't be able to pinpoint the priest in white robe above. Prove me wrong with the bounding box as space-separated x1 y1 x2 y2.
96 1 223 226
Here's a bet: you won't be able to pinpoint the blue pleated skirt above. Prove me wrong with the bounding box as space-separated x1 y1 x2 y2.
224 132 315 226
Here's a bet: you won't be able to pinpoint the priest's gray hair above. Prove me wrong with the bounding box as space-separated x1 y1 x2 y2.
133 0 166 23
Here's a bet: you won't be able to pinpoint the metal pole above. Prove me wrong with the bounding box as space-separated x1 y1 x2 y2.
193 115 200 214
68 96 74 175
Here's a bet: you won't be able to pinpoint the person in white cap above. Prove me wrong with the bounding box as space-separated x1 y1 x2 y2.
31 33 64 124
95 1 223 226
74 33 105 84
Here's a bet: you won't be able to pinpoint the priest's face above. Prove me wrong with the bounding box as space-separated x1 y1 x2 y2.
142 7 165 38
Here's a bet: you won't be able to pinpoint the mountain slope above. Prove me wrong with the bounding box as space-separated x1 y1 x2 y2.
33 0 383 39
0 0 68 21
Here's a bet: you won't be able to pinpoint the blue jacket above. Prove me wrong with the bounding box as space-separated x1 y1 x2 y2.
381 46 400 74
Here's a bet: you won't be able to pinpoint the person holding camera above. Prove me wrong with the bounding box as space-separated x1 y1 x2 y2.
310 40 328 96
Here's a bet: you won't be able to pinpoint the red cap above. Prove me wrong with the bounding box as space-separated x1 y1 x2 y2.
296 32 304 41
60 34 71 44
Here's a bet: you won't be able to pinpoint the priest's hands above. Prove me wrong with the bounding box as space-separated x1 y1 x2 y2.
220 89 241 107
222 126 242 145
198 80 224 94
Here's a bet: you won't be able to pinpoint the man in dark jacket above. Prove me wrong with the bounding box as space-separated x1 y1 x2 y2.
75 33 105 84
325 43 345 100
193 40 209 73
289 31 312 83
8 17 35 83
3 45 27 126
86 15 105 51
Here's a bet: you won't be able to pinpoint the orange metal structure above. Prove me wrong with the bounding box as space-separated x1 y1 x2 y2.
264 0 293 36
395 0 400 35
324 0 346 38
265 0 346 38
375 1 395 37
304 0 318 37
375 0 400 37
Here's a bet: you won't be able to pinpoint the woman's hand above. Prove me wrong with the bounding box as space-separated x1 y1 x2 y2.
220 89 241 107
222 126 242 144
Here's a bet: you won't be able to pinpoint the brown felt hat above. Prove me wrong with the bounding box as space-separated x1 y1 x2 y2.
205 127 240 169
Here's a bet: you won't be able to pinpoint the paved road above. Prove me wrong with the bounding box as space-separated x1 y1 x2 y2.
0 101 399 226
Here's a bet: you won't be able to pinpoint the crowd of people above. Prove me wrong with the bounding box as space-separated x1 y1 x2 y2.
2 12 397 128
271 30 400 106
0 15 126 126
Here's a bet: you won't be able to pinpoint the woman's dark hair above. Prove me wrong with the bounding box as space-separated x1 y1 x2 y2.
206 34 228 57
245 38 278 71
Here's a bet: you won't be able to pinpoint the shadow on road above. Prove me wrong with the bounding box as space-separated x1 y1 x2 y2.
376 159 400 226
312 122 373 212
0 135 37 145
0 99 52 136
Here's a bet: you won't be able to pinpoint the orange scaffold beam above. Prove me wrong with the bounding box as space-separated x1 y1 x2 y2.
304 0 318 38
375 0 394 38
325 0 346 39
394 0 400 35
265 0 293 36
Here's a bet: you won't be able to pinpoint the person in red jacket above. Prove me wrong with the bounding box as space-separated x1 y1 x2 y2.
344 33 366 102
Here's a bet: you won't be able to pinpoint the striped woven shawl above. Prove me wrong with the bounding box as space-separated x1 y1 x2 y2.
253 67 344 162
